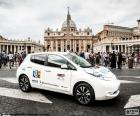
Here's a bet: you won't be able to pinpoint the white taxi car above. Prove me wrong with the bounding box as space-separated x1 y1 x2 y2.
17 52 120 105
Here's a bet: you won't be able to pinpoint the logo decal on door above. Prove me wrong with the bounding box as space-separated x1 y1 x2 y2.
57 73 65 80
33 69 41 78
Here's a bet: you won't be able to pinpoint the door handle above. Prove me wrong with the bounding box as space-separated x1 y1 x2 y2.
45 70 51 72
27 66 32 69
57 73 65 77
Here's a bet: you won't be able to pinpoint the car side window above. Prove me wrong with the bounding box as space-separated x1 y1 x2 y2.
30 54 47 65
47 54 68 68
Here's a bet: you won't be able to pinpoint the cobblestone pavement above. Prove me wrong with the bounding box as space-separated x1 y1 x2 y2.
0 69 140 116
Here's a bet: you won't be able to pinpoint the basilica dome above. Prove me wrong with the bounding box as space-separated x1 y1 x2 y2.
62 20 76 28
61 8 77 31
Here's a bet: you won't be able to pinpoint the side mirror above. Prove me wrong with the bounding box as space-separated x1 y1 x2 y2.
61 64 68 69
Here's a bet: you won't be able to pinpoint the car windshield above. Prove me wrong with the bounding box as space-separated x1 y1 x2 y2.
64 53 92 68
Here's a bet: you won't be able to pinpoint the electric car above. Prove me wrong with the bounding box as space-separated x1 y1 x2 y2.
17 52 120 105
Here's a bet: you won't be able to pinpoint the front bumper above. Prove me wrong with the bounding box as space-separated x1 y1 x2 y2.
105 89 120 99
94 80 120 100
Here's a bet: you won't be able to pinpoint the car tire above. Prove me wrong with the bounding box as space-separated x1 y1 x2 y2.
19 75 32 92
74 83 95 105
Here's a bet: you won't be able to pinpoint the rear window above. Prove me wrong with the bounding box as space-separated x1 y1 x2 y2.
30 54 46 65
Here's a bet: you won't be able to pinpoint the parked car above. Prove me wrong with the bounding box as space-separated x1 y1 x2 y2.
17 52 120 105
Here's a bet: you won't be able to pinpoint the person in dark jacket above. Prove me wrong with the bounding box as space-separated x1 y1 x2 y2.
79 50 85 59
110 51 116 69
117 52 122 69
128 53 134 69
96 52 101 65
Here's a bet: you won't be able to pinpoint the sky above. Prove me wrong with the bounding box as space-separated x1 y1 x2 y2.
0 0 140 44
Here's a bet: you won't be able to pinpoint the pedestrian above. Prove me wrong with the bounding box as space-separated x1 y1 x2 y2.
110 51 117 69
117 52 122 69
128 53 134 69
85 52 90 62
89 51 95 66
79 50 85 59
100 52 104 65
103 52 109 67
22 51 27 60
8 51 14 69
2 51 7 67
95 52 101 65
17 53 23 66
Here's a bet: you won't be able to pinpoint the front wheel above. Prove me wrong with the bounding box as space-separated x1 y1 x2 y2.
74 83 95 105
19 75 31 92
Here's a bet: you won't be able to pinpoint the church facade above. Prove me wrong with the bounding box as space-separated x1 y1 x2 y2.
44 9 93 52
94 20 140 53
0 36 44 54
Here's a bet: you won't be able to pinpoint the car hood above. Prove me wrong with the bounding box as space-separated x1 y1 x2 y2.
83 66 116 80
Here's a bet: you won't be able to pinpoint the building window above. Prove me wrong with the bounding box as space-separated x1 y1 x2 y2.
48 33 50 36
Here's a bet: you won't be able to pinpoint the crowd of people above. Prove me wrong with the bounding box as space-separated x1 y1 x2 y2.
0 50 140 69
78 50 140 69
0 51 26 69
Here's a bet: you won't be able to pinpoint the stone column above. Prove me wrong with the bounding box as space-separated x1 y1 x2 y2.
75 40 77 52
55 40 58 51
104 45 106 52
109 44 111 52
69 39 71 51
50 41 53 51
17 45 19 53
63 40 64 52
73 40 75 52
115 45 117 51
61 40 63 52
25 45 28 53
84 40 86 52
70 40 72 52
121 45 122 52
79 40 81 52
14 45 16 53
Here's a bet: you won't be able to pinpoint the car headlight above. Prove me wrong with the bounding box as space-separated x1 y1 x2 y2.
88 73 112 81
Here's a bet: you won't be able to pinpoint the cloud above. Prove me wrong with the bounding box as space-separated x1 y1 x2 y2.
0 0 140 43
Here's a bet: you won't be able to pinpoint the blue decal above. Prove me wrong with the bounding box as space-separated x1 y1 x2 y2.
33 69 41 78
33 70 38 78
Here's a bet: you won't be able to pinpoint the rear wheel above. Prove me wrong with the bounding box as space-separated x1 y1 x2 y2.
19 75 31 92
74 83 95 105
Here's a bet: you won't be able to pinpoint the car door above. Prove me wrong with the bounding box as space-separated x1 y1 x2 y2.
43 54 72 92
29 54 46 88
